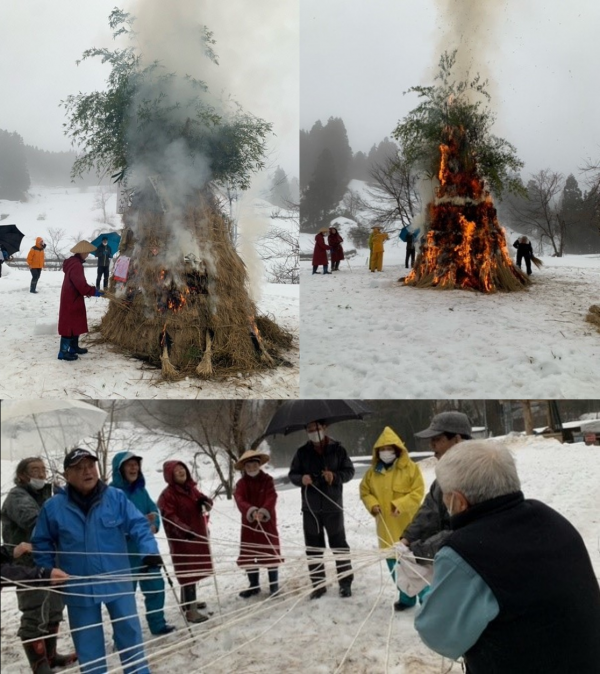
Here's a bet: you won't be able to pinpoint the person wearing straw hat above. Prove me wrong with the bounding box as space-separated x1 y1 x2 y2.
32 448 160 674
234 449 283 598
312 227 331 274
359 427 425 611
1 457 76 673
57 240 101 362
157 461 214 624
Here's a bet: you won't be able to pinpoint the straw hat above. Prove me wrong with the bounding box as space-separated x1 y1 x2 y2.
234 449 270 470
70 240 97 254
318 227 329 234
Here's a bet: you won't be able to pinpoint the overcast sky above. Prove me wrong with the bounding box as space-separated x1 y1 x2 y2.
301 0 600 182
0 0 298 179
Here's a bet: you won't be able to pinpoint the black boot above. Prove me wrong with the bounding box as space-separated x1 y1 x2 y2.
46 624 77 668
239 570 261 598
322 265 331 274
312 266 320 274
22 639 53 674
70 335 88 355
57 337 78 361
268 568 279 596
30 280 38 294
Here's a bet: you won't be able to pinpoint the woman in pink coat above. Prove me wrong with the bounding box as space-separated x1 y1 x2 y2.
57 240 98 361
234 450 282 598
158 460 213 623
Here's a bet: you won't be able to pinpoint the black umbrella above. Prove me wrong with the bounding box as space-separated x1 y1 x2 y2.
264 400 373 437
0 224 25 256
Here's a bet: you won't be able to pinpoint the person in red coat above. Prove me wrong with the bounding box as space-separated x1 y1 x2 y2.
57 240 100 361
327 226 344 271
157 461 213 623
234 450 283 598
312 228 331 275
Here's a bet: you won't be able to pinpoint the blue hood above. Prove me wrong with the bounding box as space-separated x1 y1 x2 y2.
111 451 145 492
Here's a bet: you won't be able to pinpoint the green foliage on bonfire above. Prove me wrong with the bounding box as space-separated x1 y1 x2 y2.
392 50 525 198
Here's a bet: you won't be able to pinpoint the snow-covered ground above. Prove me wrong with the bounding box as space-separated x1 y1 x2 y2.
1 432 598 673
299 211 600 399
0 187 299 398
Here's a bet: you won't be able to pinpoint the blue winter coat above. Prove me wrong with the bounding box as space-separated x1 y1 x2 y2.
31 482 159 607
110 451 161 557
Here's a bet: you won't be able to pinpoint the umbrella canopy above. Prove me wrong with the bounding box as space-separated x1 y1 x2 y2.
399 226 421 243
264 400 373 437
91 232 121 256
0 224 25 256
1 400 108 463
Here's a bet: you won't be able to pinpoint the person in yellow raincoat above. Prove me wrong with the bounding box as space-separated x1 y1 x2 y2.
368 226 389 272
360 426 425 610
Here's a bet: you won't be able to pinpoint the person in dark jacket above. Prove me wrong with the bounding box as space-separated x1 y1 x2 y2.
110 451 175 636
1 458 76 673
158 461 213 624
327 226 344 271
415 440 600 674
312 228 331 274
1 542 69 588
32 448 159 674
288 421 355 599
405 232 416 269
400 412 472 563
95 237 113 291
513 236 534 275
26 236 46 293
0 242 12 278
57 240 100 361
234 449 283 598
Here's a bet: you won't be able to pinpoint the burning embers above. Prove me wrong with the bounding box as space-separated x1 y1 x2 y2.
406 126 528 293
156 269 207 314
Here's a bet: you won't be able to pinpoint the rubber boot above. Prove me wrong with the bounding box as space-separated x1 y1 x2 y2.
69 335 88 355
30 280 38 294
312 266 320 274
268 568 279 596
322 265 331 275
22 639 53 674
239 570 260 598
58 337 78 361
46 624 77 668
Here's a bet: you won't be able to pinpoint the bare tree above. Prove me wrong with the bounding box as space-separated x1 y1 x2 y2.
93 186 116 226
580 157 600 221
46 227 68 261
340 188 363 220
134 401 281 499
258 202 300 284
363 154 420 228
508 170 566 256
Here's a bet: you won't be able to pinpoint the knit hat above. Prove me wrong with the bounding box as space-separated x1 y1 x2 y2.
70 240 97 254
234 449 270 470
415 412 472 439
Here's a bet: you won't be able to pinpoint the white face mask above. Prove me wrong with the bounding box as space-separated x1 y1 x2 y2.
29 478 46 491
379 450 396 464
307 430 323 443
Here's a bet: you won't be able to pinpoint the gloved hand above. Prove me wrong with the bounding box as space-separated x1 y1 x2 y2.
141 554 164 570
394 541 411 558
94 289 104 297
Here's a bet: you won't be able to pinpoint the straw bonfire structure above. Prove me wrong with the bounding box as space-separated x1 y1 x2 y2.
100 179 291 379
405 125 529 293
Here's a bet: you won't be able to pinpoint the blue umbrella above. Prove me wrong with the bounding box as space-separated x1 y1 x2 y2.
399 227 421 243
91 232 121 256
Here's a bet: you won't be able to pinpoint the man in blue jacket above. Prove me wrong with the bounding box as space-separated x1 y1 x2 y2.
415 440 600 673
32 449 162 674
111 451 175 636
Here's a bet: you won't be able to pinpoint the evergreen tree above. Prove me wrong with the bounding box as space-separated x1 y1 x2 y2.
300 148 337 231
350 150 369 181
0 129 31 200
268 166 292 207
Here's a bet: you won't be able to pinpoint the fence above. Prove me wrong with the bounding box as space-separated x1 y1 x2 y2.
5 257 99 271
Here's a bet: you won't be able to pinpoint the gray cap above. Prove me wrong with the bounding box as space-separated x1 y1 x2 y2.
415 411 472 439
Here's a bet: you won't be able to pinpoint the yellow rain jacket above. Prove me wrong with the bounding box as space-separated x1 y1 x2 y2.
370 231 389 253
360 426 424 552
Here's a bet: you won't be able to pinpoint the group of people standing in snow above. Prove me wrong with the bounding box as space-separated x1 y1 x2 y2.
21 236 113 362
3 412 599 673
311 225 345 274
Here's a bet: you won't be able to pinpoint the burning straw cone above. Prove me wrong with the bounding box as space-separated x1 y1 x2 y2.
160 324 178 379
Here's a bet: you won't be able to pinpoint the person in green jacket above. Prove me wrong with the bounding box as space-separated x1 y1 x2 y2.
110 451 175 636
360 427 425 610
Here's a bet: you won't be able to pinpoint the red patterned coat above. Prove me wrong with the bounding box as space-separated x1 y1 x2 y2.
234 471 282 568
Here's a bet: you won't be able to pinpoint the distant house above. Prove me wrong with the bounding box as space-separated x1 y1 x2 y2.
533 418 600 445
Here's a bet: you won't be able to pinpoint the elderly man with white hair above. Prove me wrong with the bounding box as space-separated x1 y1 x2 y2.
415 440 600 674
